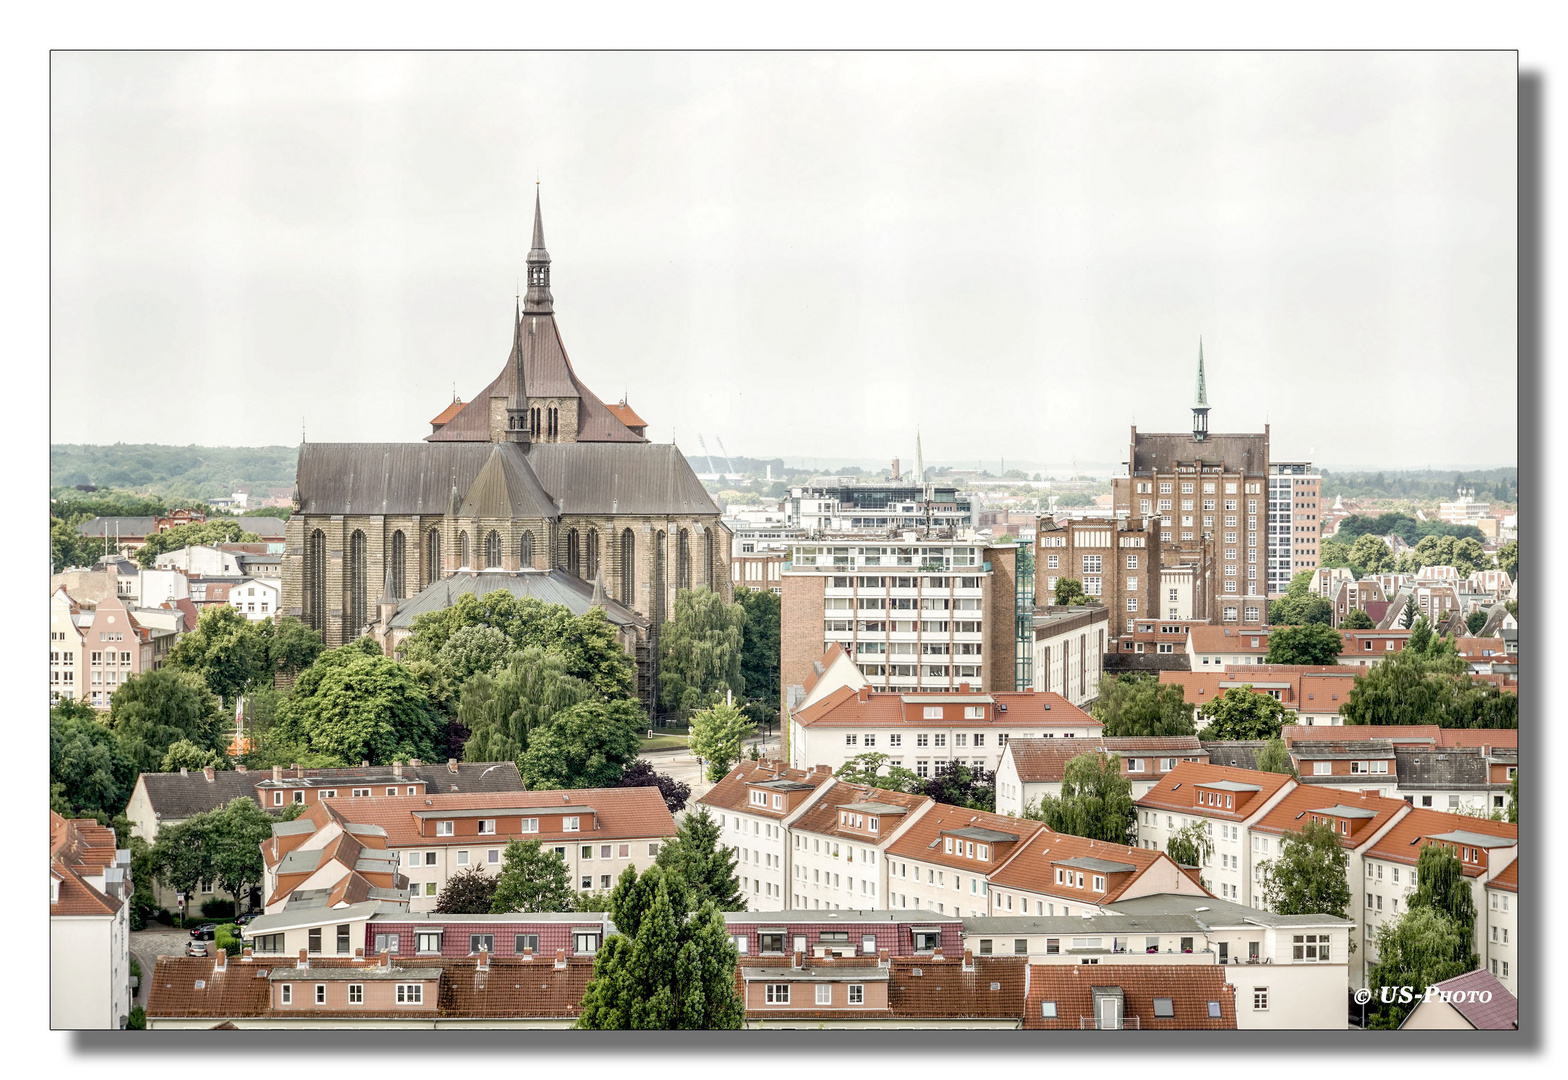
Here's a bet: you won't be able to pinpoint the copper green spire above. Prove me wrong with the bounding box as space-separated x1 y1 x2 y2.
1192 338 1210 441
1194 337 1209 407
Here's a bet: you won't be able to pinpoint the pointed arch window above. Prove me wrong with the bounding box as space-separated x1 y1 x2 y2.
348 530 368 635
566 528 581 578
704 528 715 587
519 531 534 569
305 529 327 633
677 528 692 591
586 528 600 581
485 530 502 570
390 531 406 599
530 406 542 436
653 530 667 624
458 531 471 570
425 528 441 584
620 529 635 605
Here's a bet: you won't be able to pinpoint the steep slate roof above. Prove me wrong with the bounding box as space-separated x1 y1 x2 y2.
387 569 644 631
1023 964 1237 1029
1401 968 1516 1030
887 956 1027 1021
1130 431 1268 477
76 516 158 538
1006 737 1207 784
525 442 718 516
456 443 559 519
1200 741 1265 770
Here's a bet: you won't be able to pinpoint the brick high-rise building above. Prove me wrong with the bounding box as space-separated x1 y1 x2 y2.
1112 342 1269 626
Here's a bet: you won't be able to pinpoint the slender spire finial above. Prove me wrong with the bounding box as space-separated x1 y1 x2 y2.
1192 337 1211 441
524 185 552 315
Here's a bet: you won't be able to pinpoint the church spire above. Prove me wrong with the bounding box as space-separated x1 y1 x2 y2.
505 293 532 444
1192 337 1210 442
524 186 553 315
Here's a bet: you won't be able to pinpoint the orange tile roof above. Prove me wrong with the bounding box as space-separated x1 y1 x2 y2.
887 955 1027 1020
1362 808 1517 876
51 859 121 916
1134 761 1295 823
793 686 1098 730
789 781 933 844
146 956 270 1019
801 643 851 698
698 759 832 816
1187 625 1270 654
605 400 647 429
1248 786 1409 848
1487 858 1517 893
885 801 1043 873
1281 725 1516 750
1023 964 1236 1029
429 399 465 426
1004 737 1207 784
985 829 1184 904
320 788 677 848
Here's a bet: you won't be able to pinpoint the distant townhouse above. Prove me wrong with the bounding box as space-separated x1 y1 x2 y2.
152 544 246 577
1337 628 1412 666
787 684 1101 778
1025 963 1238 1030
260 804 411 914
1134 762 1298 904
698 759 836 910
226 578 282 621
1187 625 1271 669
981 827 1207 918
1158 665 1361 728
51 812 134 1029
722 909 964 961
994 736 1209 814
49 587 89 703
1030 605 1111 706
78 592 163 709
1109 618 1200 661
788 781 934 911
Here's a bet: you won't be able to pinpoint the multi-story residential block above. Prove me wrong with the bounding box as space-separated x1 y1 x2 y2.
1133 762 1298 904
981 827 1207 917
699 759 837 910
364 911 615 962
260 804 411 914
722 909 964 960
226 577 283 621
1030 605 1111 706
77 592 165 709
50 587 89 703
731 549 786 593
994 736 1209 814
1337 628 1412 666
1186 625 1271 668
787 685 1100 778
779 538 1021 734
1266 462 1321 596
788 782 934 911
1483 860 1518 999
50 812 134 1029
1159 665 1361 727
785 480 974 534
883 804 1047 919
153 543 246 577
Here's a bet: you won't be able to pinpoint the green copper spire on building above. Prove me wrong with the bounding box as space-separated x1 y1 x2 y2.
1194 337 1209 407
1192 338 1210 441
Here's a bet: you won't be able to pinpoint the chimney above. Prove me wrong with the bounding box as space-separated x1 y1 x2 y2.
792 949 804 970
214 949 227 973
353 947 365 963
878 948 890 969
235 764 248 773
409 759 421 767
960 682 972 694
296 948 308 970
477 946 490 972
394 760 403 779
932 945 944 961
857 685 870 703
962 949 974 971
361 760 369 769
521 946 534 962
203 765 215 782
180 767 188 778
241 947 253 963
448 758 459 774
379 949 391 970
554 948 567 969
821 950 836 965
272 765 282 782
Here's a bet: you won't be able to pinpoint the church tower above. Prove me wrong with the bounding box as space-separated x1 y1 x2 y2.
1191 338 1210 442
523 188 552 316
504 296 532 444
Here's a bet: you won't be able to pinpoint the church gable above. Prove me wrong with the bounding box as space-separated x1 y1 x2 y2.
457 444 558 520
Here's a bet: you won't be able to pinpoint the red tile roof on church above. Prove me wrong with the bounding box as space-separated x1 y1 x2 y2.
430 399 466 426
606 400 647 429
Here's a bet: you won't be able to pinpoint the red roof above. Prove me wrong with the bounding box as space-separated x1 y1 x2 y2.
1134 762 1295 823
1362 808 1517 876
790 781 933 843
985 829 1189 904
429 399 465 426
316 787 676 848
1024 964 1236 1029
1282 725 1517 750
1488 858 1517 893
1404 968 1516 1029
605 400 647 429
1187 625 1270 654
1004 737 1207 783
1248 786 1409 848
698 759 833 816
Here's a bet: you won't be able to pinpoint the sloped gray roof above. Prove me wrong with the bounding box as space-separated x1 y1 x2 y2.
1130 432 1268 476
76 516 157 537
1393 749 1495 790
1199 741 1265 770
457 443 557 520
527 442 720 516
387 569 644 631
295 443 494 516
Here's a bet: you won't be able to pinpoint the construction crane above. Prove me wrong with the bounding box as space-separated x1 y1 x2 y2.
713 435 743 480
694 435 721 481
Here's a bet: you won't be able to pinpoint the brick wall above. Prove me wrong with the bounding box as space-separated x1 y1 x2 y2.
779 573 828 760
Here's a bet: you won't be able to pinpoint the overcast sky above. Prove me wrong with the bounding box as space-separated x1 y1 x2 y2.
50 51 1517 471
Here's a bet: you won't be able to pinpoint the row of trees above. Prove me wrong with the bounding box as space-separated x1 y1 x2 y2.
655 586 781 730
833 755 998 811
1320 532 1496 579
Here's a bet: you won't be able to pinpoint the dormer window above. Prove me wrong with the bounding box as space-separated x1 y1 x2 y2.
977 844 989 860
772 794 784 810
869 818 879 833
750 791 766 807
436 820 454 836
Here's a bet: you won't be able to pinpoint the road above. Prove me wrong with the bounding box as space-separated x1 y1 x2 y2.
130 927 203 1009
641 734 782 821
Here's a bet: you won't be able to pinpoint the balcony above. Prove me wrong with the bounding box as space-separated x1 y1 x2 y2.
1080 1015 1140 1030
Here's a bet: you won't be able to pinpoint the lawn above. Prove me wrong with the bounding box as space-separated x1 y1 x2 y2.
639 734 691 753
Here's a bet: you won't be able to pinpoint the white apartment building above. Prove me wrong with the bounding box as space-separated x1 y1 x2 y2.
229 577 283 621
50 587 90 703
1029 606 1110 707
1266 462 1321 597
699 761 835 910
51 813 134 1029
1484 862 1517 998
788 785 933 911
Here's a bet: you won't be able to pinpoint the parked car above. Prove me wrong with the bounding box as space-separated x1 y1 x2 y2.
185 941 209 958
188 923 217 941
234 914 259 927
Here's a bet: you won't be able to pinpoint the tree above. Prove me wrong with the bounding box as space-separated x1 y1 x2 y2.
1349 534 1395 576
458 647 595 767
1318 537 1353 571
51 517 103 572
1266 623 1345 666
658 588 746 715
1465 610 1489 636
1341 608 1376 630
834 752 921 793
735 586 781 709
1255 737 1297 777
615 759 692 814
435 865 500 914
1024 751 1136 845
149 815 211 920
166 605 269 705
1339 647 1514 729
1259 821 1350 918
159 738 227 772
1268 571 1335 626
574 864 745 1030
265 617 324 678
654 806 744 912
1365 906 1474 1029
1167 819 1214 882
1408 843 1479 962
490 839 576 913
1408 615 1433 656
688 702 756 782
914 761 996 812
133 520 262 568
202 797 278 906
1052 578 1091 606
271 646 440 766
1497 540 1517 579
1200 686 1290 741
436 624 513 684
109 668 227 773
50 701 138 819
1506 771 1517 824
1091 673 1195 738
401 592 635 701
520 700 644 789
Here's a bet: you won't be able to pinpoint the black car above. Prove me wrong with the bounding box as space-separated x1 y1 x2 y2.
234 914 259 927
188 923 217 941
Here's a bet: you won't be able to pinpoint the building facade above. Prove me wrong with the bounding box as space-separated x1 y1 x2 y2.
1266 461 1321 596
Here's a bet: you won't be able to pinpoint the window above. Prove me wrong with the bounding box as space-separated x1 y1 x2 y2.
336 924 351 954
1253 987 1269 1010
477 819 496 834
315 984 327 1004
308 927 322 954
457 850 469 865
396 984 423 1004
765 984 791 1005
815 984 832 1005
436 820 454 836
424 851 437 866
648 843 660 857
280 984 292 1005
1153 997 1174 1018
416 932 441 953
373 933 400 954
848 984 864 1005
273 791 284 806
923 706 942 719
351 788 370 797
564 816 581 831
293 791 305 805
348 983 363 1004
575 932 601 954
759 932 785 954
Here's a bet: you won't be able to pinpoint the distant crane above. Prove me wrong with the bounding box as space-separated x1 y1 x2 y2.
713 435 743 481
695 435 721 481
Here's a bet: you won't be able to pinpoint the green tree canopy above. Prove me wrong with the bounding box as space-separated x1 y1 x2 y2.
271 645 440 766
1349 534 1395 576
1052 577 1091 606
1167 819 1215 883
1506 771 1517 824
50 700 139 818
1024 751 1136 845
1408 842 1479 962
133 520 262 568
1201 686 1290 741
1259 821 1350 918
615 760 691 814
458 647 596 767
1465 610 1489 636
435 865 501 914
436 624 513 684
520 700 644 789
735 586 781 709
52 517 105 572
834 752 921 793
1267 571 1335 626
654 806 744 912
490 839 576 913
1339 647 1515 729
109 667 227 773
1255 737 1297 777
160 738 227 772
1365 906 1474 1028
574 864 745 1030
1341 608 1376 630
203 797 279 901
1496 540 1517 579
688 702 756 782
401 591 635 701
265 617 324 678
1091 673 1196 738
915 761 995 812
1267 623 1345 666
1318 537 1353 571
658 588 746 715
166 604 269 705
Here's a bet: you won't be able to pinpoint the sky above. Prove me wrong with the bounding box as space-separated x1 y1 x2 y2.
50 51 1518 471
